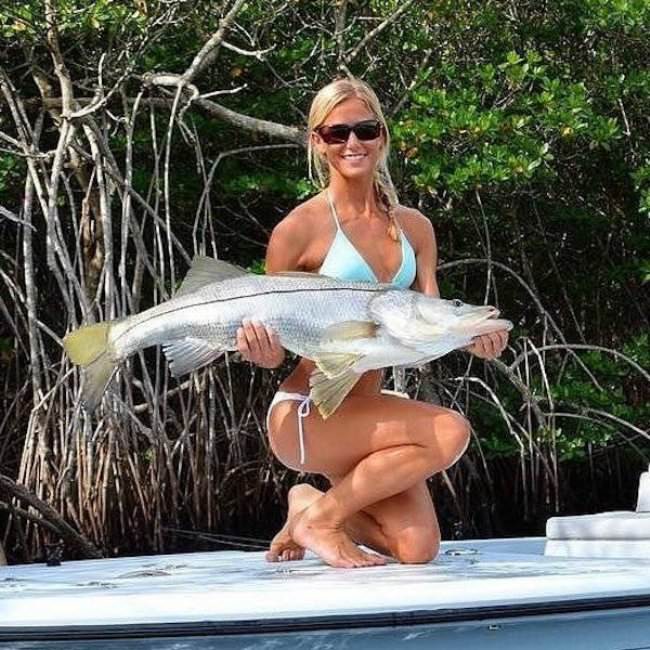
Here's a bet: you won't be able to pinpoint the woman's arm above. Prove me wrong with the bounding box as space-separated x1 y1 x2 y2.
410 210 508 360
236 213 308 368
411 214 440 298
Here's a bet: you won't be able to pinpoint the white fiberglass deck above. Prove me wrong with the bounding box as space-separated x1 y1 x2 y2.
2 537 650 648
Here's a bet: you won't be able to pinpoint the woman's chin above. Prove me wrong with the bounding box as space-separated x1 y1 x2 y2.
334 164 375 181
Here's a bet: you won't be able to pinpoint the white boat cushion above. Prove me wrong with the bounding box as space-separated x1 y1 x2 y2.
545 538 650 559
637 471 650 511
546 511 650 540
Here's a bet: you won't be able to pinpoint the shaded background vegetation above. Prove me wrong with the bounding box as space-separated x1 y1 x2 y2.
0 0 648 563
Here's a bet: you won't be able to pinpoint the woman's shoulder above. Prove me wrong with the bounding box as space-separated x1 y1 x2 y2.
266 193 329 271
272 193 327 236
394 204 435 250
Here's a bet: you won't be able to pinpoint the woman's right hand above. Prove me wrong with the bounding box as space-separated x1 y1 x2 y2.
236 319 286 368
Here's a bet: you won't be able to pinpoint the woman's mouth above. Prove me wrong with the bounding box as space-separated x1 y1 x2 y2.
341 153 367 161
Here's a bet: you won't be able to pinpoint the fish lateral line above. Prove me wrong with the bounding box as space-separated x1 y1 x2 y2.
112 284 384 346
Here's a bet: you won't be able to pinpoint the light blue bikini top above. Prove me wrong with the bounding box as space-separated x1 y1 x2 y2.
319 191 417 288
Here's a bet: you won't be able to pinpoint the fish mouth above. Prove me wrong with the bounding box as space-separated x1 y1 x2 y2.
470 305 500 323
451 305 503 333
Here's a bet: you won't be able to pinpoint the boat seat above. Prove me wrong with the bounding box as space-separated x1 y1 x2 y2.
546 511 650 540
544 465 650 558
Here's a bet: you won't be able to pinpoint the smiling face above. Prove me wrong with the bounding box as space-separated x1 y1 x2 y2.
311 97 387 182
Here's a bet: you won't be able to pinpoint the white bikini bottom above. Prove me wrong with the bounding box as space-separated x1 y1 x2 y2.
265 388 410 467
266 391 311 466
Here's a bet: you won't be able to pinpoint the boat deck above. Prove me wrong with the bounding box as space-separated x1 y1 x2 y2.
2 537 650 648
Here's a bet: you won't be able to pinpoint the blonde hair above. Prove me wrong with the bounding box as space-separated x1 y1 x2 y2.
307 77 400 241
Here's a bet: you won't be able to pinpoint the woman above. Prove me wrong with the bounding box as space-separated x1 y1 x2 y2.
236 78 508 568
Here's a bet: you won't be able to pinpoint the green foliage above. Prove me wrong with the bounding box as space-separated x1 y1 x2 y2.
0 155 22 195
221 173 314 201
0 0 147 40
393 49 629 196
549 334 650 459
247 259 265 275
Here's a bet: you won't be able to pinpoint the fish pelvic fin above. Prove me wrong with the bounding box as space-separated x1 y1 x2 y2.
63 322 117 412
176 255 248 296
309 368 360 419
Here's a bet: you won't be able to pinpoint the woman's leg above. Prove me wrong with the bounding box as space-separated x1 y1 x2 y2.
266 482 394 562
356 479 440 563
267 394 469 568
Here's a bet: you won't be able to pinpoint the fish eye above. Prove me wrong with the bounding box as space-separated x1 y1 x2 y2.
452 299 463 308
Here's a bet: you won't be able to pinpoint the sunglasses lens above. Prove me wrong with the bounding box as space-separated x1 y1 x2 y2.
321 125 350 144
354 121 381 141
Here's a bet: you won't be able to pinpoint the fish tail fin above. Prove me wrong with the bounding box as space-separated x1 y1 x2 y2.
64 322 117 411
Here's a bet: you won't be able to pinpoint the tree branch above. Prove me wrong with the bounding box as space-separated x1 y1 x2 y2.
0 474 102 559
343 0 417 65
182 0 248 84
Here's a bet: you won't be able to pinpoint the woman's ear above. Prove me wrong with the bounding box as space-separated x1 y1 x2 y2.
311 131 328 158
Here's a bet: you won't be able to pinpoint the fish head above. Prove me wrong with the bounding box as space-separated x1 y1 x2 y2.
415 295 512 337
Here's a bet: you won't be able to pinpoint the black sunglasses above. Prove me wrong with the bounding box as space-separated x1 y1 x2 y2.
314 119 383 145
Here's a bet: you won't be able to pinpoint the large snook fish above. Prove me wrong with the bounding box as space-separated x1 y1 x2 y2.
64 256 513 418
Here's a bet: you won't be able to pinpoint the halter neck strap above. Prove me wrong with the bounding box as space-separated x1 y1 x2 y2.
325 189 341 230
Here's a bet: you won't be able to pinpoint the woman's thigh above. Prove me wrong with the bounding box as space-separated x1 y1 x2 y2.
267 393 470 477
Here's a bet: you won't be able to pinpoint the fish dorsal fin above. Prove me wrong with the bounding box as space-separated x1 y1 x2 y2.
309 368 360 419
162 337 223 376
322 320 378 342
176 256 248 296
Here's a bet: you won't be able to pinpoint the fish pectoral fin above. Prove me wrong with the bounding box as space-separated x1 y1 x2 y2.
313 352 363 378
313 321 376 377
309 368 360 419
176 256 248 296
162 338 224 377
322 320 378 341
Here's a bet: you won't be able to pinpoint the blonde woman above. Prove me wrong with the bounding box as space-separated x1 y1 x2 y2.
236 78 509 568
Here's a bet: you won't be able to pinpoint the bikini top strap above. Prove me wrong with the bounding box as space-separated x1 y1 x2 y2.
324 189 341 230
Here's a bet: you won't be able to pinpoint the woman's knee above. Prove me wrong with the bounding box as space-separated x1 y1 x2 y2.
427 409 471 468
391 527 441 564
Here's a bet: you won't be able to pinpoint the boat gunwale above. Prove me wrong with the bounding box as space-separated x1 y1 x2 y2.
2 593 650 642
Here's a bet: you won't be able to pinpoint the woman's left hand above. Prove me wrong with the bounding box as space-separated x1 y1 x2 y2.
463 329 509 360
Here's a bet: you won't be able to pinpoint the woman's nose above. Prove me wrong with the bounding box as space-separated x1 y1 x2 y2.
345 131 361 146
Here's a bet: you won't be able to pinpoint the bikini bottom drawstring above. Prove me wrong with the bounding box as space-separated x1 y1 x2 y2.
297 396 311 465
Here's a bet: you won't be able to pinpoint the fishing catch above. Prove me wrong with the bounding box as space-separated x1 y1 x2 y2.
64 256 513 418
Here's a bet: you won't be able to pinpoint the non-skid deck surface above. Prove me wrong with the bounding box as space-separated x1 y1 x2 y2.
2 537 650 630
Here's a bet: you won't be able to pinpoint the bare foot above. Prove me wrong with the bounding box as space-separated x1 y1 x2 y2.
265 484 322 562
290 502 386 569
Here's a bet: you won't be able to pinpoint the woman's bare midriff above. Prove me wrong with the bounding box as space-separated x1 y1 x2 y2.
279 357 384 397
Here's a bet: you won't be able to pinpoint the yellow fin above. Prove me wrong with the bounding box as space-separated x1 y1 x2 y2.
309 368 360 419
64 323 111 366
82 354 117 412
313 352 362 379
176 256 248 296
63 322 117 411
322 320 378 341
